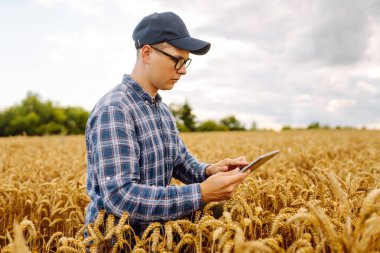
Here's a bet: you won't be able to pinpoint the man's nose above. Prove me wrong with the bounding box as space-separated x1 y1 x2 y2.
176 64 187 75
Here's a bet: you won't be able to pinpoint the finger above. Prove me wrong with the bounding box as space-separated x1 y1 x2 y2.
222 167 240 176
234 156 247 162
218 166 229 172
223 158 249 167
243 169 251 176
213 165 228 171
228 170 250 184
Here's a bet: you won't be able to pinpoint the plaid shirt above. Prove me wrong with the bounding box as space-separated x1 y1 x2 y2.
85 74 208 235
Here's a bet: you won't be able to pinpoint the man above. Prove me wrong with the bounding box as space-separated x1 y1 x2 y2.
84 11 251 236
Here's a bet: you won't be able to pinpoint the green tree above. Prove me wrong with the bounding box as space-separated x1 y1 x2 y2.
220 115 245 131
0 92 89 136
322 124 331 130
180 101 196 131
0 107 17 135
282 125 292 131
169 101 196 132
307 122 320 130
64 107 90 134
170 103 188 131
197 120 228 132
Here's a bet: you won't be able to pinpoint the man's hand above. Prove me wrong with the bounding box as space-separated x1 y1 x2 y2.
200 168 251 203
205 156 248 177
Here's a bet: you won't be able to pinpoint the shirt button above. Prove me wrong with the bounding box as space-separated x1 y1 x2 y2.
106 176 110 181
145 100 149 104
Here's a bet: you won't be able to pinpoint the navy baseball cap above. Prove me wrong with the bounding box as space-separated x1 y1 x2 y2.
132 12 211 55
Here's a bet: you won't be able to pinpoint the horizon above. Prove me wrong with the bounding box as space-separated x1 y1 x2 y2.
1 90 375 131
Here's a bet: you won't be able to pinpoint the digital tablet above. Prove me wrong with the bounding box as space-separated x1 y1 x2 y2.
238 150 280 174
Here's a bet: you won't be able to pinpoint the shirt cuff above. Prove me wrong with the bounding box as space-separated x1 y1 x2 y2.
199 163 210 181
179 183 203 213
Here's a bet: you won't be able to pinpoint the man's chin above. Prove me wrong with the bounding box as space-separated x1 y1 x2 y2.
162 84 175 90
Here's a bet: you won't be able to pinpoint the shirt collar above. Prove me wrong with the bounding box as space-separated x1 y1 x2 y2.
122 74 162 103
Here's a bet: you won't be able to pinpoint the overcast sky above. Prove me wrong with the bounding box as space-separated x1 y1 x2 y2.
1 0 379 130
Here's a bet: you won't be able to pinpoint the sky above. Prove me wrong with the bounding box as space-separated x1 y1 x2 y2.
1 0 379 130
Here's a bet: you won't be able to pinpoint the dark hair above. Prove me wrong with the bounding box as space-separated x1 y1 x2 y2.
136 42 169 57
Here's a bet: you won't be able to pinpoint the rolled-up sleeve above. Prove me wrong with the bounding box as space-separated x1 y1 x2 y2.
90 105 202 222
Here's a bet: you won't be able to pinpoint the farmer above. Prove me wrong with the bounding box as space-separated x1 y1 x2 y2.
84 11 251 236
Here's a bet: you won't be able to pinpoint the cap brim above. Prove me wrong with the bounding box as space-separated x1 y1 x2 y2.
168 37 211 55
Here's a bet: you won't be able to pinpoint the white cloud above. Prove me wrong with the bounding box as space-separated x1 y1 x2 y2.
46 29 129 51
326 99 356 113
35 0 106 15
365 67 380 79
235 112 283 131
48 51 63 61
355 81 378 94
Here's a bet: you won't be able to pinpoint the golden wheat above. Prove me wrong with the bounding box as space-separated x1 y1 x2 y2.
1 130 380 252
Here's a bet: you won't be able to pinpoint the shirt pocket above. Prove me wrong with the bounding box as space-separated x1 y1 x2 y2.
162 129 179 166
137 133 165 184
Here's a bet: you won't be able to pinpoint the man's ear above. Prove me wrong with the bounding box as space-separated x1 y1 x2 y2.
140 45 152 64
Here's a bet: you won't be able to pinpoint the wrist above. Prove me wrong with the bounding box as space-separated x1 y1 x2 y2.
204 164 212 178
200 181 209 203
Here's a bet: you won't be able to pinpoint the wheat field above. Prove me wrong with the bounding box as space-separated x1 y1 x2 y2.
1 130 380 252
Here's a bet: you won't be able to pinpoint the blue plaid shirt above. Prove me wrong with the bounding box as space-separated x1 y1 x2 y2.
85 74 208 234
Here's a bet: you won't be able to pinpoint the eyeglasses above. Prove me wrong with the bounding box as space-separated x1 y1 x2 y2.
151 46 192 70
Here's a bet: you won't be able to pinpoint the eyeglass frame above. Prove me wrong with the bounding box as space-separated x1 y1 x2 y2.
150 46 192 70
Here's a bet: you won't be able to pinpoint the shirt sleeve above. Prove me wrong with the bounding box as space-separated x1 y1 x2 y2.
172 136 209 184
89 105 203 223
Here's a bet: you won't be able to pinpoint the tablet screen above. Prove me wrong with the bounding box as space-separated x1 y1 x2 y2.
238 150 280 174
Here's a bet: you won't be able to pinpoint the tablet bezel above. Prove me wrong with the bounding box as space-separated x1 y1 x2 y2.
238 150 280 174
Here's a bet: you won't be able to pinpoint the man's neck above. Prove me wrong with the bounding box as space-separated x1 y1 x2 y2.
130 68 158 98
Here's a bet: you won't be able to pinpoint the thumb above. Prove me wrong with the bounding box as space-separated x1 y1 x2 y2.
228 170 250 185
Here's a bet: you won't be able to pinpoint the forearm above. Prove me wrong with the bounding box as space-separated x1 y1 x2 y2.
102 181 203 222
173 138 210 183
173 155 209 183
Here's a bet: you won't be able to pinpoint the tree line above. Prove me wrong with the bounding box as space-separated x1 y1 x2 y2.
0 92 89 136
0 93 247 136
0 92 361 136
169 101 246 132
